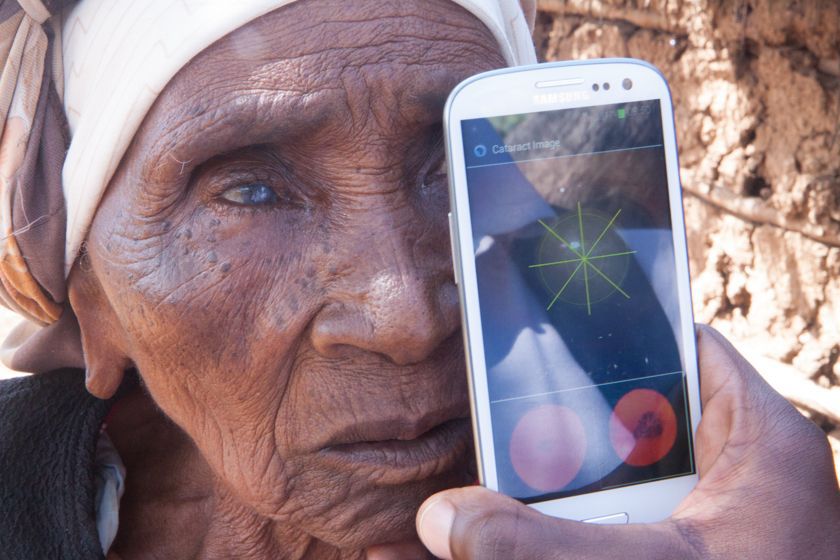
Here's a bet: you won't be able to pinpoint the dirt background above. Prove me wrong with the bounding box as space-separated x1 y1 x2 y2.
534 0 839 477
0 0 837 479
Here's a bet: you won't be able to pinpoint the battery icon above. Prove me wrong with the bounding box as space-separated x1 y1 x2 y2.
617 108 626 119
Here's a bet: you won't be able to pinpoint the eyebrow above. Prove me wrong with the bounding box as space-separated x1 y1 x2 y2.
398 69 464 125
141 69 459 185
141 86 343 183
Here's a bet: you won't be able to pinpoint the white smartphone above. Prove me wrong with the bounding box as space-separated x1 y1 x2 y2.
444 59 701 524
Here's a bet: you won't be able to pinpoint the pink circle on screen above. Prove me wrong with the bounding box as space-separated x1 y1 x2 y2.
509 405 587 492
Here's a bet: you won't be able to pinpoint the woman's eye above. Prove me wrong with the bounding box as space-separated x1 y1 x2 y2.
220 183 279 206
423 158 447 188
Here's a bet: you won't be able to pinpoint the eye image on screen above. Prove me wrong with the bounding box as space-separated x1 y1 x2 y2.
531 204 634 314
461 100 695 502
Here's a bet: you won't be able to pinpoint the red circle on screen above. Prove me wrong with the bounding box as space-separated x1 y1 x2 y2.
609 389 677 467
509 405 586 492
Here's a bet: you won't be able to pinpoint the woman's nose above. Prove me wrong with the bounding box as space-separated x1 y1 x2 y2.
310 259 459 366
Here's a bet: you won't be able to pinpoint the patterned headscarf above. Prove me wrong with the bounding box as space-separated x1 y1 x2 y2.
0 0 537 373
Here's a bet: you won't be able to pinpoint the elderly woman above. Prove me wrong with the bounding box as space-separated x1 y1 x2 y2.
0 1 838 559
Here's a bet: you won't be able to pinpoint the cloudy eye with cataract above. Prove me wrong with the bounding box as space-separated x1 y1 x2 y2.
422 157 447 191
222 183 278 206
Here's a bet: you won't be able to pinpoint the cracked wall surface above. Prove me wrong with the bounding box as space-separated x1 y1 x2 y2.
536 0 840 388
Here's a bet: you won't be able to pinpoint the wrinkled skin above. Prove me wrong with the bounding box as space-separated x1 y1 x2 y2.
64 1 840 558
67 1 505 558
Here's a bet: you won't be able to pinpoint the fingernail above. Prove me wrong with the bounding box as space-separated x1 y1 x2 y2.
417 496 455 559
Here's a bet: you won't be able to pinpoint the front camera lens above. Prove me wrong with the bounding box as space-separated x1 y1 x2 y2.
622 78 633 90
592 83 600 91
603 82 610 90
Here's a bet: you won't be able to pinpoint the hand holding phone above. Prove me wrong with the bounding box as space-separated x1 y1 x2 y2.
412 326 840 560
444 59 700 522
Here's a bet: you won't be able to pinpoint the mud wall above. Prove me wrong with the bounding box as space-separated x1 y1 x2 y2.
535 0 840 386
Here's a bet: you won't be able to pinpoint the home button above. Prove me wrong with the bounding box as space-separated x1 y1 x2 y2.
582 512 629 525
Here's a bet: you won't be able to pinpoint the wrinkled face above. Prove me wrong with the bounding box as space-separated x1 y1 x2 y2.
78 0 505 550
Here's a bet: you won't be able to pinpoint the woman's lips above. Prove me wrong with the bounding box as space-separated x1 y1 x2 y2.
318 417 473 485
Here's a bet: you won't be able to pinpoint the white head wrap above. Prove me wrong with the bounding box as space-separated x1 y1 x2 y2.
60 0 537 275
0 0 535 372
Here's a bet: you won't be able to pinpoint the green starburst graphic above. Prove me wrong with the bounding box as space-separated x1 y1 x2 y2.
530 203 636 315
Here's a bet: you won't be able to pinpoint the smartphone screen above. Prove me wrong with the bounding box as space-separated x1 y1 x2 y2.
460 99 696 502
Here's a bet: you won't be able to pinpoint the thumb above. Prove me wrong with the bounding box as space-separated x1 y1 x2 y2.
416 487 698 560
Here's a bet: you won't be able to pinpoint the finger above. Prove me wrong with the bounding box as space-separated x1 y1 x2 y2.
417 487 695 560
696 324 792 408
366 541 433 560
694 324 762 405
692 325 741 473
693 325 806 474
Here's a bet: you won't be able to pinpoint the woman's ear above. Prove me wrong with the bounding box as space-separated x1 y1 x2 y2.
67 256 132 399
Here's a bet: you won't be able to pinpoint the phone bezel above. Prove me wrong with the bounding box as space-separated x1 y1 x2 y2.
444 58 702 523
